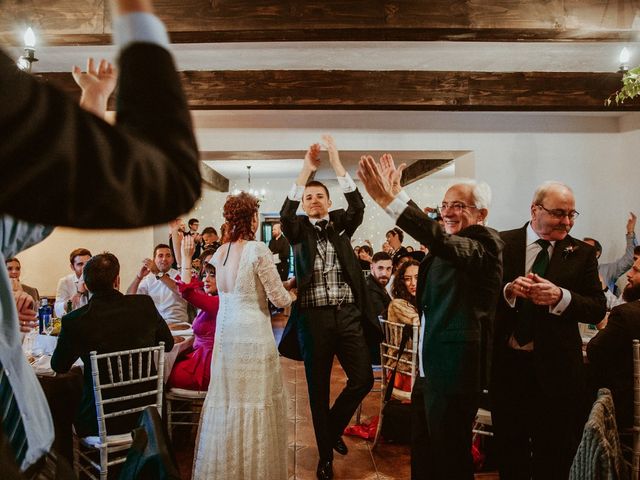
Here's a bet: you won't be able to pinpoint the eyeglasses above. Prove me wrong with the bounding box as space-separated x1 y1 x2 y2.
536 204 580 220
439 202 477 213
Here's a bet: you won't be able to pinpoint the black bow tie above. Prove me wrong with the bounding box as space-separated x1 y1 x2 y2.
315 220 329 240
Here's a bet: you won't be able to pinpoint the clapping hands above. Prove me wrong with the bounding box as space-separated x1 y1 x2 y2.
72 58 118 118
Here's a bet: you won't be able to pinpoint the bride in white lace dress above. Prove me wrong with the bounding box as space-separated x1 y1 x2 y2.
192 192 293 480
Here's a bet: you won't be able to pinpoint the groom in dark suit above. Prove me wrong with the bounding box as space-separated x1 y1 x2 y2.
491 182 606 479
358 154 503 480
279 136 382 480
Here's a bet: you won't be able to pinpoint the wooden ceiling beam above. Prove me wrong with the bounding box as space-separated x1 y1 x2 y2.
401 159 453 186
199 162 229 192
1 0 639 45
37 70 640 111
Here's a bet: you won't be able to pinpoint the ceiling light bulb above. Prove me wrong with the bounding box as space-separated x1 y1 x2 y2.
24 27 36 48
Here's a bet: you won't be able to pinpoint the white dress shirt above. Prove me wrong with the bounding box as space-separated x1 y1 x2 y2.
54 273 89 318
137 269 188 324
504 223 572 350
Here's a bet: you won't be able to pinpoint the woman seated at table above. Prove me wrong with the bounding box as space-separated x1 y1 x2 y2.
163 236 219 391
387 260 420 392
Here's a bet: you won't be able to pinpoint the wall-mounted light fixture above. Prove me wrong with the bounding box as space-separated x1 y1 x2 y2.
17 27 38 73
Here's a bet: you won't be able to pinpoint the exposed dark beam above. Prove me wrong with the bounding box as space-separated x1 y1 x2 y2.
1 0 639 45
199 162 229 192
37 70 640 111
200 150 464 163
401 159 453 186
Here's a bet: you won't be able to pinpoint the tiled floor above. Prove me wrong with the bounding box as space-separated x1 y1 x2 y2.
172 315 498 479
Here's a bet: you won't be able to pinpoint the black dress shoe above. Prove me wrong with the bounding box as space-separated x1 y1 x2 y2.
317 459 333 480
333 437 348 455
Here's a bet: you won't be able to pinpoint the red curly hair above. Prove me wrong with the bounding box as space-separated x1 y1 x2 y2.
223 192 259 242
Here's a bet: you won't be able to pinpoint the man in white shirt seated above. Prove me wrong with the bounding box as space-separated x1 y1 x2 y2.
127 243 188 324
54 247 92 317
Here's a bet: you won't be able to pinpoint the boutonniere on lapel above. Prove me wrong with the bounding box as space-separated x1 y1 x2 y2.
562 244 579 260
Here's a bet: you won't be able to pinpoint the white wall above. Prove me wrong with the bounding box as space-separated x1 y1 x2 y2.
12 111 640 295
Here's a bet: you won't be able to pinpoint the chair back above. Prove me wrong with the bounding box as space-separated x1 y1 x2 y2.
90 343 165 443
379 317 419 398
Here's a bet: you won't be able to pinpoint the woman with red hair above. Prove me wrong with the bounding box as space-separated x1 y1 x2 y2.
193 192 294 480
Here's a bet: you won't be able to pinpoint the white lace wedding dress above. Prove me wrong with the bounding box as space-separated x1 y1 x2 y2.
192 240 292 480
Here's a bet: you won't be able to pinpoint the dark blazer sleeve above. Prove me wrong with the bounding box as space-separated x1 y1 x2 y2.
280 197 305 244
560 249 607 325
0 44 200 229
51 316 81 373
586 308 627 367
397 202 503 270
332 189 365 238
151 304 174 352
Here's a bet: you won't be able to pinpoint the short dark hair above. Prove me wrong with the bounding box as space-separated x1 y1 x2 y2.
188 218 199 227
583 237 603 255
391 260 420 303
371 251 392 263
634 245 640 256
201 226 218 236
386 227 404 243
304 180 330 200
83 253 119 293
5 257 19 266
69 248 91 265
359 245 373 256
199 248 217 265
153 243 172 257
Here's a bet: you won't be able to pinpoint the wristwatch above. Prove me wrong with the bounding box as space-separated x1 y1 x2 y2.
155 272 166 280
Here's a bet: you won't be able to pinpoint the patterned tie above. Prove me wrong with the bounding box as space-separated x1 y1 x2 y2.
0 359 28 466
513 239 551 346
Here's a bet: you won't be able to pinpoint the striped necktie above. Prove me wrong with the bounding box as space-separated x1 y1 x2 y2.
0 359 28 466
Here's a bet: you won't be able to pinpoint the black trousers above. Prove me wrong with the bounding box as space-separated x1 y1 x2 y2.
491 349 583 480
276 261 289 282
411 377 478 480
298 304 374 461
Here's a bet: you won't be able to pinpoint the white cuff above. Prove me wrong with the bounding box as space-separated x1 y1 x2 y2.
288 183 304 201
549 288 572 315
337 173 356 193
503 283 516 308
384 194 409 222
113 12 170 51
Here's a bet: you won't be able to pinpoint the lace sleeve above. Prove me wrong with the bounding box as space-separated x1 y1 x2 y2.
254 242 293 309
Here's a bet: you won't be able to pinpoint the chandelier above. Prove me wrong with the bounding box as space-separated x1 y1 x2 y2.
232 166 266 201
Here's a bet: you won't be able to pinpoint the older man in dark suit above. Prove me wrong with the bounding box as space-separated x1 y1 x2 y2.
51 253 173 437
358 154 503 480
278 136 382 480
491 182 606 480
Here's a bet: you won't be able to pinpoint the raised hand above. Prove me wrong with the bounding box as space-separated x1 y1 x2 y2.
627 211 637 234
379 153 406 197
182 234 196 261
357 155 395 208
321 134 346 177
72 57 118 118
304 143 322 172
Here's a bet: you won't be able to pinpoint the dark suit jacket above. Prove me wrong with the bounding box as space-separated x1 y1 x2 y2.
587 300 640 428
492 225 606 398
51 290 174 437
278 189 383 360
396 203 504 395
0 44 200 228
366 275 391 320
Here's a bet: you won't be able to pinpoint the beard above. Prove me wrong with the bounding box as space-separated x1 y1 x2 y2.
374 276 389 287
623 283 640 302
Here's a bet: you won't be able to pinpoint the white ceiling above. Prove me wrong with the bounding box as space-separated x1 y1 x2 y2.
6 41 640 73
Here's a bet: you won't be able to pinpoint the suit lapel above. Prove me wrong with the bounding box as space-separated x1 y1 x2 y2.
545 236 572 282
504 225 527 280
